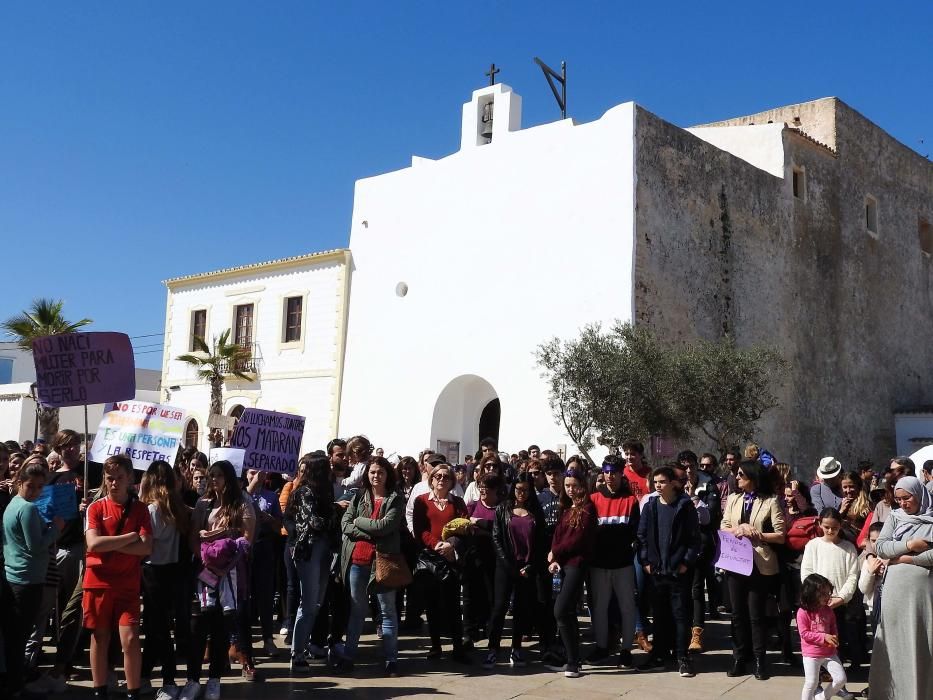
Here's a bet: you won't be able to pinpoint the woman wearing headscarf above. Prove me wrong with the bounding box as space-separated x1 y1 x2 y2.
868 476 933 699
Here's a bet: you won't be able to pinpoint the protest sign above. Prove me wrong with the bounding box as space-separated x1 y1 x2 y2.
229 408 304 475
34 484 79 522
89 401 186 471
32 332 135 408
715 530 755 576
209 447 245 470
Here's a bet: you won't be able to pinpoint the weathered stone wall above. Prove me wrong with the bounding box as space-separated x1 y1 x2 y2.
633 99 933 474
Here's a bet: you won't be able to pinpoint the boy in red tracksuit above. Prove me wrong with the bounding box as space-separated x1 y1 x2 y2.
588 456 640 669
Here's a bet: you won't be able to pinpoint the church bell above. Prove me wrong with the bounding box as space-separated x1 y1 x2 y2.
480 100 494 141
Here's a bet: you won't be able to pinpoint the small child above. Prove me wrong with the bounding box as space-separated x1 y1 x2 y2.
797 573 847 700
857 521 885 633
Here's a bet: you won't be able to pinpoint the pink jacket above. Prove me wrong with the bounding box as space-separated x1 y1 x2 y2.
796 606 838 658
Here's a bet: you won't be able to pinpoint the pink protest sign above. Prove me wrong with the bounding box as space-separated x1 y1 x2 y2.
715 530 755 576
32 332 136 408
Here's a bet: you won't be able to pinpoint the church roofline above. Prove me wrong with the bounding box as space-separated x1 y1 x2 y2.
163 248 350 287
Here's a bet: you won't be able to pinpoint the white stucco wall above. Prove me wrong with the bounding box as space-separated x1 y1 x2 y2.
161 253 349 455
686 123 787 178
339 91 637 459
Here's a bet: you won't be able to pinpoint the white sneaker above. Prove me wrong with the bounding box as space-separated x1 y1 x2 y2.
156 686 180 700
263 638 278 657
204 678 221 700
177 680 202 700
279 625 290 636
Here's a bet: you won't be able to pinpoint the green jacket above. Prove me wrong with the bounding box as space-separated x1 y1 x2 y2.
340 489 403 593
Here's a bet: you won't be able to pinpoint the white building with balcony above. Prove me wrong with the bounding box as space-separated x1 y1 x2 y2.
160 249 351 453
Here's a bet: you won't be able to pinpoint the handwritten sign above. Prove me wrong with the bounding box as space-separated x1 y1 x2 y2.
89 401 187 471
209 447 245 470
229 408 304 475
715 530 755 576
34 484 79 522
32 332 135 408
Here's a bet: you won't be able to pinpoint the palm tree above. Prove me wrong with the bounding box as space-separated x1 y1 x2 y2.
176 329 254 432
1 298 93 440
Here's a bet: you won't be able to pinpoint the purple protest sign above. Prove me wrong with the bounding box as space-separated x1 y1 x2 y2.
32 332 136 408
715 530 755 576
229 408 305 475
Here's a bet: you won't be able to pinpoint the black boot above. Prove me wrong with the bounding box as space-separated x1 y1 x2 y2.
754 655 769 681
727 657 747 677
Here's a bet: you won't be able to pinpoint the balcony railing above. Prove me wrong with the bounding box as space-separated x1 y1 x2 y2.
217 342 262 376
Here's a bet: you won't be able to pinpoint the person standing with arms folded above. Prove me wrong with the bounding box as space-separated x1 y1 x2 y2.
720 460 786 681
83 455 153 700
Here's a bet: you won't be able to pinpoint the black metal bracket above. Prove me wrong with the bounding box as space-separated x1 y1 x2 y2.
534 57 566 119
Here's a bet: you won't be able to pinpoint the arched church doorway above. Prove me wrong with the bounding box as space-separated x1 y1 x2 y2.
478 398 500 447
430 375 499 464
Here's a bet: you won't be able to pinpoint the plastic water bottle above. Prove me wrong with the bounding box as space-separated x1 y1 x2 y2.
552 571 562 597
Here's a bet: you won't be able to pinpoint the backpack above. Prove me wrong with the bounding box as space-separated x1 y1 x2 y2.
786 515 822 552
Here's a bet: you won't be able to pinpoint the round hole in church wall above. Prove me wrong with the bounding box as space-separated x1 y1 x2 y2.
395 282 409 298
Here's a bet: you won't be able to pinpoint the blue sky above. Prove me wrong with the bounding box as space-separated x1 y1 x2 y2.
2 2 931 369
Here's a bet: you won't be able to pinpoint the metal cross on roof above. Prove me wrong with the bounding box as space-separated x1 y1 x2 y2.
485 63 500 86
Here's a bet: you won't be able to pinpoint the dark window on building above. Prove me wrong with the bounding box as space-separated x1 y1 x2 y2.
865 196 879 236
234 304 254 346
284 296 303 342
792 166 806 200
190 309 207 351
921 217 933 257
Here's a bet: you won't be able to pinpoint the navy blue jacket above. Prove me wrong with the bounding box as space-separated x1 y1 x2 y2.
635 492 701 576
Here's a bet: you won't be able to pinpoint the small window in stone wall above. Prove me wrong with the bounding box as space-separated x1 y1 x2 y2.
865 195 879 237
792 166 806 201
920 217 933 257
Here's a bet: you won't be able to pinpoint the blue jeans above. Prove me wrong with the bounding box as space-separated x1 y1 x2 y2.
344 563 398 663
291 540 330 657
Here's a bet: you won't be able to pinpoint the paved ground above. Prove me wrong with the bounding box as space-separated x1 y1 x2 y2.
59 617 870 699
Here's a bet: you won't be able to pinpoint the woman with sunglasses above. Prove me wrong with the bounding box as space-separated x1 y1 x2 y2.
411 464 470 663
720 460 786 681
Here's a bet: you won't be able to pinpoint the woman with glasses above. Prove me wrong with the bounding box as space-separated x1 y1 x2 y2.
868 476 933 699
720 460 785 681
411 464 470 663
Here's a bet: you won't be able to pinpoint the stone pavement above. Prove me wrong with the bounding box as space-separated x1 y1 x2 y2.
62 617 870 699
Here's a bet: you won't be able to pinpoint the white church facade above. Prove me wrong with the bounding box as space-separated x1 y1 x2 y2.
162 84 933 469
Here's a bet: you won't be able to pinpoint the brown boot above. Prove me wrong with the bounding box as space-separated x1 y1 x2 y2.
689 626 704 653
634 630 653 653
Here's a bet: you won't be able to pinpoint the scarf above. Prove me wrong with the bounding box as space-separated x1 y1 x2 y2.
890 476 933 540
742 491 757 513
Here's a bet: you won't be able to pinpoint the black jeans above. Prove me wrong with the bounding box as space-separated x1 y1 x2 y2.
311 569 348 648
534 570 557 649
691 541 718 627
651 571 692 660
835 594 868 666
282 543 298 635
420 571 463 651
250 539 277 641
487 562 536 651
727 570 777 660
2 581 43 693
188 605 237 682
553 565 586 665
142 563 178 685
462 541 495 642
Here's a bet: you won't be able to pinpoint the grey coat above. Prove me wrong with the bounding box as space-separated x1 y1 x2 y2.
340 489 403 594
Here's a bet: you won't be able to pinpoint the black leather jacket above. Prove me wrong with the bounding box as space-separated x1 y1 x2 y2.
492 503 548 576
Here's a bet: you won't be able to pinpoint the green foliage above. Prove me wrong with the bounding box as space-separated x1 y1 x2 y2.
176 329 254 419
1 298 92 351
537 322 788 458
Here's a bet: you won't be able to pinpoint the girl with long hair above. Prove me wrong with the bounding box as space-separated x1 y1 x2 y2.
838 471 871 543
548 467 598 678
336 456 404 676
485 472 547 669
140 460 190 698
284 454 335 673
179 460 255 700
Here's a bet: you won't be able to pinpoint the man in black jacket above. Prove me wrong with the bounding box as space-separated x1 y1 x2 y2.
636 466 701 678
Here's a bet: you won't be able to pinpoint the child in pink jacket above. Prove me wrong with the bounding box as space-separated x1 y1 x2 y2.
797 573 848 700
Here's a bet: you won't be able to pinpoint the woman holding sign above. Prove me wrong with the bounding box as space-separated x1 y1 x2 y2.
720 460 785 681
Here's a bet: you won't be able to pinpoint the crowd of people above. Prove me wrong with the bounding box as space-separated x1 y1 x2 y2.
1 432 932 700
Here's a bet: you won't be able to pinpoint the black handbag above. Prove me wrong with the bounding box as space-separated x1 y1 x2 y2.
415 548 456 582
